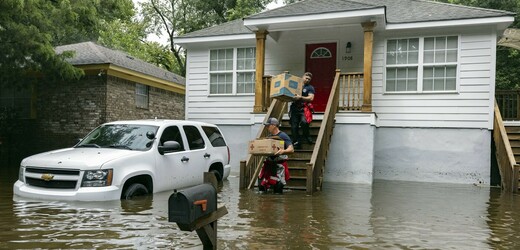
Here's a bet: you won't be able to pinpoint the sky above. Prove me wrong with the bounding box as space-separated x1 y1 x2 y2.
131 0 285 45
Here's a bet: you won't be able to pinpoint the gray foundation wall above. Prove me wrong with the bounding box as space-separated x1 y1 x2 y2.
220 123 491 185
325 124 375 184
373 127 491 185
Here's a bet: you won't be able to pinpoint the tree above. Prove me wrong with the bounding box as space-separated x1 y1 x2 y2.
0 0 136 88
435 0 520 89
138 0 275 76
0 0 82 87
97 19 180 73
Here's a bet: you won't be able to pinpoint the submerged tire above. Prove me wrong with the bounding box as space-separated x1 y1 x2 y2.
210 169 222 183
123 183 149 200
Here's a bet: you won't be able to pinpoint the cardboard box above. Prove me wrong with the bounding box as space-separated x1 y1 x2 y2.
248 139 285 155
270 73 302 102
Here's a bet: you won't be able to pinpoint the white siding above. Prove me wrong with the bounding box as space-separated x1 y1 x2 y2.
185 47 256 125
372 27 497 129
184 25 498 129
184 26 365 125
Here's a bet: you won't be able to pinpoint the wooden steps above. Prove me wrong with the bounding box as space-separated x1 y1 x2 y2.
251 118 321 191
504 125 520 192
283 118 320 191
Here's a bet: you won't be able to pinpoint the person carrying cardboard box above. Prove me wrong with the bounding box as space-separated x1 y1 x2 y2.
258 117 294 194
290 72 315 149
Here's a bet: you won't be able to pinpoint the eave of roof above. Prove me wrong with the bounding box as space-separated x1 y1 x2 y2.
174 0 515 44
55 42 185 94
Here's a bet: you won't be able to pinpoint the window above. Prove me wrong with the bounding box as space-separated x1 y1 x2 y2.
135 83 148 108
202 126 227 147
385 36 458 93
209 47 255 95
78 124 159 151
310 47 332 58
160 126 184 151
183 125 205 150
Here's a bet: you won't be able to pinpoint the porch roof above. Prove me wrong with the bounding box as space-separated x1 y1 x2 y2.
175 0 515 42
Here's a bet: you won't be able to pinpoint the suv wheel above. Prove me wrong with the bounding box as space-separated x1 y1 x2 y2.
123 183 149 200
210 169 222 183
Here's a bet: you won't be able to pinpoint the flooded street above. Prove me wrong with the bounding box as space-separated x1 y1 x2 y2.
1 165 520 249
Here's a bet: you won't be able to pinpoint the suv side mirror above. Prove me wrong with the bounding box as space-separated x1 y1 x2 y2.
146 131 156 140
158 141 181 155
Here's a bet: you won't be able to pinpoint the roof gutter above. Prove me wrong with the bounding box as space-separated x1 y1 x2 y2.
243 7 386 31
386 16 515 31
173 34 255 46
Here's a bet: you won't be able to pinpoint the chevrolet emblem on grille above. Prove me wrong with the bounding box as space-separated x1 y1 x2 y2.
41 174 54 181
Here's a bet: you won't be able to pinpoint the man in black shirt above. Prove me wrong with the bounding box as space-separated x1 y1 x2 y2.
290 72 315 149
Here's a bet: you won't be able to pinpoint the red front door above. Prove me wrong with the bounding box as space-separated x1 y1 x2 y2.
305 43 337 112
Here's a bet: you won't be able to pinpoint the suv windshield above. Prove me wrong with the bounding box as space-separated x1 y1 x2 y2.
76 124 159 151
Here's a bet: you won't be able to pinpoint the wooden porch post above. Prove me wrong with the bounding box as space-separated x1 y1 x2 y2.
361 22 376 112
254 30 268 113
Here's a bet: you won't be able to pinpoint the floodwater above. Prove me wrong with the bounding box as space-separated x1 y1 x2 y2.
1 166 519 249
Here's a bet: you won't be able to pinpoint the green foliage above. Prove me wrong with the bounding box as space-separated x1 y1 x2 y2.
434 0 520 89
0 0 137 88
98 19 180 73
0 0 83 87
138 0 275 76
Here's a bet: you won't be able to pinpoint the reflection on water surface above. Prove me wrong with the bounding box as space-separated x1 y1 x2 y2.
0 169 519 249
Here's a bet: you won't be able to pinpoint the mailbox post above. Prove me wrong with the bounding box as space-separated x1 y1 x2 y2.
169 172 228 250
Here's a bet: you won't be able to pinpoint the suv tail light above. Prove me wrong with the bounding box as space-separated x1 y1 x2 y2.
227 146 230 165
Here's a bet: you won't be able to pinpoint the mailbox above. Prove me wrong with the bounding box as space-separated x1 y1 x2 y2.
168 183 217 231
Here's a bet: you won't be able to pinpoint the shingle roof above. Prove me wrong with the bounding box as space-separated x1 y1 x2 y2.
178 19 251 39
247 0 379 19
55 42 185 85
353 0 515 23
177 0 514 39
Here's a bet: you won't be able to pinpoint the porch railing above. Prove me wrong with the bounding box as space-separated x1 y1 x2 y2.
261 76 272 112
493 101 520 193
339 72 364 111
306 69 341 194
496 90 520 120
259 73 365 112
239 97 288 190
250 71 363 192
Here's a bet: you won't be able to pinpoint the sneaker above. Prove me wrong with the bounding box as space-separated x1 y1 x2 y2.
305 137 315 144
293 141 302 149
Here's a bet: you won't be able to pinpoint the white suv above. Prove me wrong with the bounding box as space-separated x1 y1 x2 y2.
13 119 231 201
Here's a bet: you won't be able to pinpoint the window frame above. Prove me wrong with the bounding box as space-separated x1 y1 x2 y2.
183 125 206 150
135 83 149 109
208 47 256 96
383 35 461 94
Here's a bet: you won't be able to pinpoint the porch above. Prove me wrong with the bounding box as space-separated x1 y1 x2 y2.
240 70 374 194
239 21 377 194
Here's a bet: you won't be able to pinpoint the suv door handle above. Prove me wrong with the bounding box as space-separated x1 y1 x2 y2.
204 153 211 158
181 156 189 162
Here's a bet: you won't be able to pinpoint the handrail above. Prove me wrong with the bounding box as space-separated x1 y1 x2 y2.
240 76 287 189
306 69 341 194
495 89 520 120
493 100 519 192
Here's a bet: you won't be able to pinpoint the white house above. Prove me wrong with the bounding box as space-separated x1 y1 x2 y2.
174 0 515 186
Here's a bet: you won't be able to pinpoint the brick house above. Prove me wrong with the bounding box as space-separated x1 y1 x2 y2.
0 42 185 164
